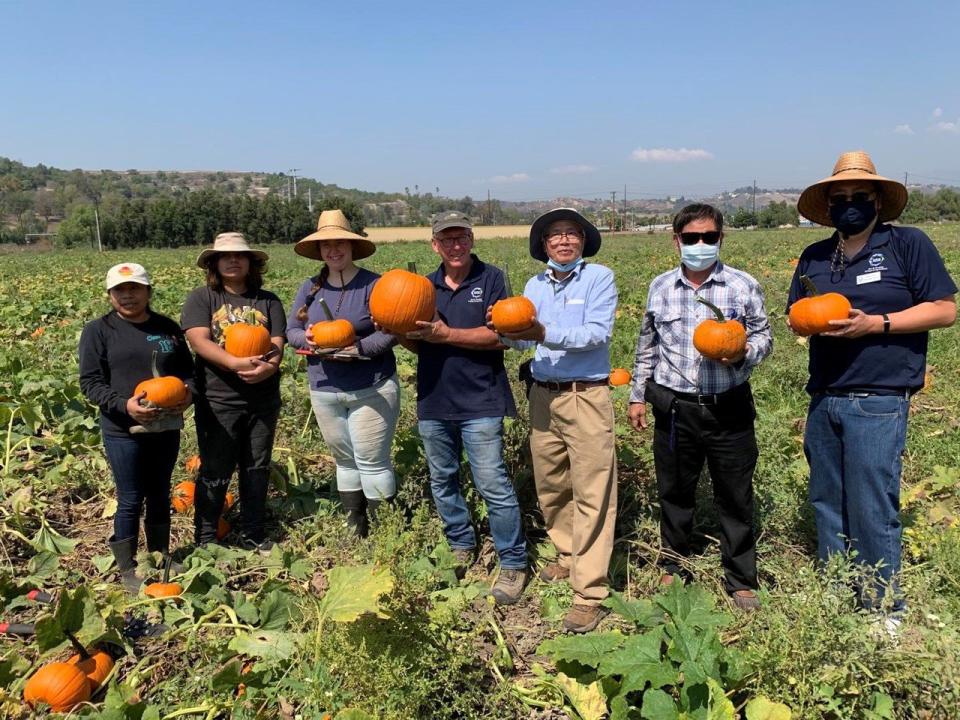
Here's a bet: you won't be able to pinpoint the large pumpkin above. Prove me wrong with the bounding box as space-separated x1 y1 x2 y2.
491 296 537 333
789 276 852 336
68 648 114 692
692 298 747 360
172 480 195 513
309 297 355 349
23 662 91 712
224 322 272 357
369 264 436 334
134 350 188 409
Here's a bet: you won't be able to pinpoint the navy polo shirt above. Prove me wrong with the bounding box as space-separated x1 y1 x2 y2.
787 224 956 394
417 255 517 421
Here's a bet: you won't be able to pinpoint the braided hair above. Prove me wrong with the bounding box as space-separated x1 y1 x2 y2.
296 265 330 322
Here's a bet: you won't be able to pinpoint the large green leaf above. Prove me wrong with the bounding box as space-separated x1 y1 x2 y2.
706 678 735 720
555 672 608 720
30 519 79 555
538 631 625 669
227 630 298 660
745 697 792 720
317 564 394 622
258 587 298 630
640 688 679 720
655 582 731 631
599 628 676 694
603 592 665 629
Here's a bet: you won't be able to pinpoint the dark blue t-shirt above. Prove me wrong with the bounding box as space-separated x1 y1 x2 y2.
787 224 957 393
416 256 517 421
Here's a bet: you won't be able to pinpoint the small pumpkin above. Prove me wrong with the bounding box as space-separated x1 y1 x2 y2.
134 351 188 409
185 454 201 474
144 554 183 598
609 368 632 386
224 321 272 358
788 275 852 336
369 262 436 334
217 516 231 540
23 661 91 712
491 265 537 333
309 297 356 349
172 480 195 513
67 648 114 692
692 297 747 360
223 491 236 512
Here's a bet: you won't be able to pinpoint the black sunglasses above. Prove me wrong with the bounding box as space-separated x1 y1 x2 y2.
828 191 875 206
678 231 722 245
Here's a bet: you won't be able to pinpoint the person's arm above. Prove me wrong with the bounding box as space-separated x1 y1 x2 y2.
78 322 127 415
285 282 311 350
407 318 503 350
627 308 659 431
539 270 618 352
823 296 956 338
728 281 773 368
356 330 397 357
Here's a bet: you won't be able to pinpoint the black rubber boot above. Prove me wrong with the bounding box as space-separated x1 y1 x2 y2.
239 467 271 545
339 490 368 538
108 536 142 594
194 475 230 546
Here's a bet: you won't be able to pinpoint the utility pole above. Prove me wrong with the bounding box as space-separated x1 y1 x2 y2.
289 168 301 199
93 204 102 252
308 187 313 213
610 191 617 230
752 179 757 215
904 172 908 188
623 183 627 232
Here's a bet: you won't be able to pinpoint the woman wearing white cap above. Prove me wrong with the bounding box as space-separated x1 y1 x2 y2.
286 210 400 536
181 232 287 554
79 263 195 592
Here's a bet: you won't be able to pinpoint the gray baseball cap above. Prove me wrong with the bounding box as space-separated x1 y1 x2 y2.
432 211 473 234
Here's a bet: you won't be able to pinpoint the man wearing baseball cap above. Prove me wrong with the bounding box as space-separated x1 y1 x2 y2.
493 208 618 633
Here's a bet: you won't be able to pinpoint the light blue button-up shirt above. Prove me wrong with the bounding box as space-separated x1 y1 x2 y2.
504 261 618 381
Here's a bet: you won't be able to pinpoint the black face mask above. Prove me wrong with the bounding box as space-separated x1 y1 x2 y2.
829 199 877 236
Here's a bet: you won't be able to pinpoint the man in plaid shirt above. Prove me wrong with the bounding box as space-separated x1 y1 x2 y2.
628 203 772 610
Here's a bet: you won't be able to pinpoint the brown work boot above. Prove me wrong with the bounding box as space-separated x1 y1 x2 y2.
539 562 570 583
491 568 528 605
452 548 476 579
562 604 608 633
731 589 761 611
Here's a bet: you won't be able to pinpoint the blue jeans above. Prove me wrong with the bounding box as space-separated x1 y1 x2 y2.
804 393 910 611
418 417 527 569
102 430 180 540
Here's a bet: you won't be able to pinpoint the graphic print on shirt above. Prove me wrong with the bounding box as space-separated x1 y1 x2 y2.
210 304 268 346
146 333 177 354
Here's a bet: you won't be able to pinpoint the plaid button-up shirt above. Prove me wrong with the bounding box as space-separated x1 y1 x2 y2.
630 262 772 403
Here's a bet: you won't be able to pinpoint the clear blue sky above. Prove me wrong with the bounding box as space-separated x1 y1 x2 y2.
2 0 958 200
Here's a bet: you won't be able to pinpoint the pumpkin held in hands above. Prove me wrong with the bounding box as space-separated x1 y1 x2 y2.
134 350 188 409
693 298 747 361
491 296 537 333
67 648 114 692
789 275 852 336
224 322 272 357
369 264 436 334
609 368 632 386
23 662 91 712
309 297 355 349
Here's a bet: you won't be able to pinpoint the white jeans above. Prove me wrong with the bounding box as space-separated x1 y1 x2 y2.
309 375 400 499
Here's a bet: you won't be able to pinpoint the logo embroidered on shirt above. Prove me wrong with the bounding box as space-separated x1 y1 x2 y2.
468 287 484 303
869 253 885 267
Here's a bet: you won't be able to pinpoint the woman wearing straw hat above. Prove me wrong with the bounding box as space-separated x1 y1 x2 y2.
79 263 195 592
788 151 956 623
287 209 399 536
181 232 287 554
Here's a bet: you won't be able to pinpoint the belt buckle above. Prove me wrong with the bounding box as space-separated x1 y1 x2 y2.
545 380 563 392
697 393 717 405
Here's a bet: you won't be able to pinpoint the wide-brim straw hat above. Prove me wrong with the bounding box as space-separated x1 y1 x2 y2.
196 232 269 268
529 208 602 263
798 150 908 227
295 209 376 260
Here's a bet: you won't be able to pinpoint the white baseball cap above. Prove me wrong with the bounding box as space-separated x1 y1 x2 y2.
105 263 151 290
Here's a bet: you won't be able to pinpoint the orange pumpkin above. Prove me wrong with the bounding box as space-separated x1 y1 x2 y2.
491 296 537 333
224 322 272 357
67 649 114 692
692 298 747 361
185 454 201 474
23 662 91 712
134 350 188 409
172 480 195 513
144 581 183 598
223 491 236 512
789 275 852 336
609 368 632 386
309 297 355 349
217 516 231 540
369 264 436 334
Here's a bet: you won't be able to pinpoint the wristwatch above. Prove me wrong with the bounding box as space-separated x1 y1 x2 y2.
882 313 890 334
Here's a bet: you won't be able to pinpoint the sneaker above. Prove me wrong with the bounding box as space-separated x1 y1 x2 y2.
491 568 528 605
539 562 570 583
240 537 275 556
562 604 608 634
452 548 476 579
731 589 761 611
868 614 903 642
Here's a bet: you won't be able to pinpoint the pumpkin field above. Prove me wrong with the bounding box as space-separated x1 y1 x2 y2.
1 226 959 719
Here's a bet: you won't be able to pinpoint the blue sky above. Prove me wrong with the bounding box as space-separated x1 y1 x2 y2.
2 0 958 200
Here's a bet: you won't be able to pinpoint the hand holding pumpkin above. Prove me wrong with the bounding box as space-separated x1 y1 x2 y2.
126 391 161 424
407 317 452 343
167 387 193 414
820 308 881 339
237 357 278 384
501 320 546 343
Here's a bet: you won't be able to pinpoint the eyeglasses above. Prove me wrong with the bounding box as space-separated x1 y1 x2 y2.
545 230 584 243
828 191 875 206
435 234 473 248
678 231 722 245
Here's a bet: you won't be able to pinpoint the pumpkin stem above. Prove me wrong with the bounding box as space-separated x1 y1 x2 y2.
696 296 726 322
64 630 90 659
800 275 820 297
150 350 160 379
503 264 513 297
407 261 417 273
317 297 335 322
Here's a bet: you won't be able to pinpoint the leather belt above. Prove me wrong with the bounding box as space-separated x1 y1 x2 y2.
820 387 912 398
534 379 608 393
670 384 749 406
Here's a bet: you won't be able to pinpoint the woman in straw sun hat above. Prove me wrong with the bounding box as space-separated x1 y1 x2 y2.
787 151 956 622
286 209 400 537
181 232 287 555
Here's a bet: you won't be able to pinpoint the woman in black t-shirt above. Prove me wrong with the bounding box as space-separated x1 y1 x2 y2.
181 233 286 554
79 263 194 593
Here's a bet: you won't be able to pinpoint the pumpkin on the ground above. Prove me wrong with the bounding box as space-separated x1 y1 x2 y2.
145 555 182 598
693 298 747 360
789 276 852 336
369 263 436 334
609 368 632 386
185 454 201 474
172 481 195 513
23 662 91 712
67 648 114 692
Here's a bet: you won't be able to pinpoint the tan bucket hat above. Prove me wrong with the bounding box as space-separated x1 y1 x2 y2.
798 150 908 227
294 209 375 260
196 232 269 268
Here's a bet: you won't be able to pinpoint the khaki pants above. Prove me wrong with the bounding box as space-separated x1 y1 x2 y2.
529 383 618 605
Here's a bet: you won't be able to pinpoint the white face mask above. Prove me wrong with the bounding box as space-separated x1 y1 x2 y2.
680 242 719 271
